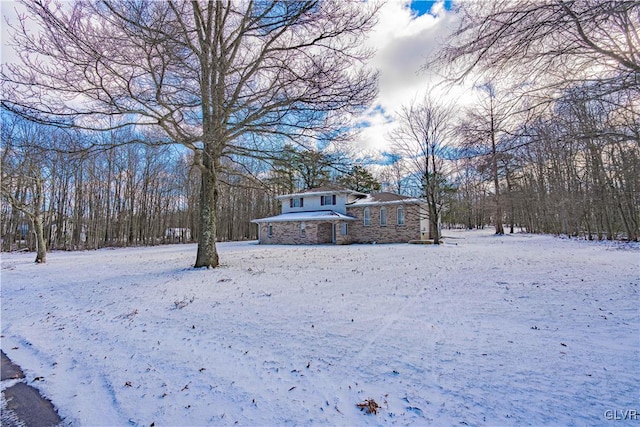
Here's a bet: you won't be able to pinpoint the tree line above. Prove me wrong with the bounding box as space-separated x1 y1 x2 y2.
1 117 271 253
442 84 639 241
1 114 385 259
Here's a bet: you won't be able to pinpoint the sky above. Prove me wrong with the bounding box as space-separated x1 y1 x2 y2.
1 0 459 158
355 0 460 157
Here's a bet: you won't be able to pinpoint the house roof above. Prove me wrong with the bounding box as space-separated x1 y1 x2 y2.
251 210 357 223
276 186 364 200
348 192 424 206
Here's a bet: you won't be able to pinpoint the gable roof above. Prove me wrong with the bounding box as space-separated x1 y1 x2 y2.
348 192 424 206
276 186 364 200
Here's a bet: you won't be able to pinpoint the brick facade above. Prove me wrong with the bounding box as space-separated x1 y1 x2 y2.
252 188 428 245
346 204 423 243
258 221 352 245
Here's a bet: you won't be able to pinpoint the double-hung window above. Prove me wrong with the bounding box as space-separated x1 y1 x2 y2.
341 223 348 235
380 207 387 226
363 207 371 226
397 206 405 225
290 197 304 208
321 195 336 206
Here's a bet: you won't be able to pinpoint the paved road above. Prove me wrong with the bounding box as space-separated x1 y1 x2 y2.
1 350 62 426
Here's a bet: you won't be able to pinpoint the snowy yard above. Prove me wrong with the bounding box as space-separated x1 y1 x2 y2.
1 229 638 426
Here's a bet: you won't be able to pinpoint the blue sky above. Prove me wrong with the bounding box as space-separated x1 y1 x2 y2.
410 0 454 16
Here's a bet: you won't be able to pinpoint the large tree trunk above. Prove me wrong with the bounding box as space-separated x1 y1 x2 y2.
490 104 504 235
33 175 47 264
429 204 440 244
194 160 219 268
33 213 47 264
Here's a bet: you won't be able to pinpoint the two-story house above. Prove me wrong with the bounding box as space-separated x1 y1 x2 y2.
251 186 429 244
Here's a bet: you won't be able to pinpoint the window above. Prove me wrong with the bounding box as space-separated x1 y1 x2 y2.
300 222 306 237
363 207 371 226
290 197 304 208
267 223 273 237
380 207 387 226
341 223 348 235
321 195 336 206
397 206 405 225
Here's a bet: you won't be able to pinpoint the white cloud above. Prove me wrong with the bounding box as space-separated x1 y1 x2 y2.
1 1 23 65
353 0 460 156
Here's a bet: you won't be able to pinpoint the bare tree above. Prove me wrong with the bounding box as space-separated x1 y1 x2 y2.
391 93 455 243
432 1 639 240
1 117 50 263
515 86 640 241
377 154 407 194
437 0 640 98
445 158 492 230
457 82 529 235
2 0 379 268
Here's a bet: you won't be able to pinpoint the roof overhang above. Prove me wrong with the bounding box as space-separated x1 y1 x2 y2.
276 189 364 200
347 198 425 207
251 210 357 223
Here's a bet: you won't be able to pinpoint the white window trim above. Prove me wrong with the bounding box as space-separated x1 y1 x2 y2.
320 195 335 206
397 206 405 226
380 207 387 226
363 207 371 226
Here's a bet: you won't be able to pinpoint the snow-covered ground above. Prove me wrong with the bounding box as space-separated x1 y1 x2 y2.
1 229 638 426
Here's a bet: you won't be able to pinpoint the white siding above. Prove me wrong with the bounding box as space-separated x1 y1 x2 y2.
420 204 430 239
281 193 348 214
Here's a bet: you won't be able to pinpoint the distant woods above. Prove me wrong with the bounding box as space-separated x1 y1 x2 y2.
0 118 383 253
0 119 269 252
437 0 639 241
444 86 640 241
